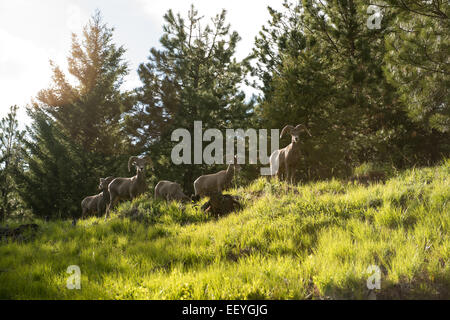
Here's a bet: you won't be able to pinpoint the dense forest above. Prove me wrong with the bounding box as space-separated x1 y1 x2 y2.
1 0 449 222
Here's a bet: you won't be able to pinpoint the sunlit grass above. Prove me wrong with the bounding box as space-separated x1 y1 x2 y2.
0 160 449 299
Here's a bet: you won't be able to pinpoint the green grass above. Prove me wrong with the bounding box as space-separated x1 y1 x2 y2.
1 160 449 299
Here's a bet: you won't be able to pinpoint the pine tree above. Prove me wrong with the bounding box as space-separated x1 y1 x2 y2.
0 106 25 222
251 0 441 178
21 11 134 217
35 10 134 171
383 0 449 133
125 5 253 191
15 109 87 220
19 11 136 220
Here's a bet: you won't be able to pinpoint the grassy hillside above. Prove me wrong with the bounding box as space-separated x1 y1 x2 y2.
0 160 449 300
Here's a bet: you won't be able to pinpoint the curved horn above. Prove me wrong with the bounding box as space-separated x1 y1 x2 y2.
305 127 312 137
128 156 138 172
105 177 115 184
280 125 294 138
296 124 312 137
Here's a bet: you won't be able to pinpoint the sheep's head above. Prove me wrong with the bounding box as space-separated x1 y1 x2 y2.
281 124 312 143
99 177 114 191
174 185 191 203
128 156 152 172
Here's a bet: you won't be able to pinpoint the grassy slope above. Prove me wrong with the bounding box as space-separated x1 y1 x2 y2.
0 160 449 300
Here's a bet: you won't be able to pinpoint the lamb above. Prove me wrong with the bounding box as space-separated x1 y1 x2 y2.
269 124 311 184
81 177 115 219
154 181 191 202
105 156 151 220
193 156 241 200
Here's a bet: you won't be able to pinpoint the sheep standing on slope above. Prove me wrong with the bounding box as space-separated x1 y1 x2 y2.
269 124 312 184
155 181 191 202
81 177 115 219
105 156 151 220
193 156 241 200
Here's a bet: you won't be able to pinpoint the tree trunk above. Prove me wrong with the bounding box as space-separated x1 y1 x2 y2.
0 187 7 222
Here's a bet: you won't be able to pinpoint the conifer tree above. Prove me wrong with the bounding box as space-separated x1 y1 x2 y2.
252 0 445 178
17 11 134 220
15 109 87 220
125 5 253 191
35 10 133 174
0 106 24 222
383 0 449 133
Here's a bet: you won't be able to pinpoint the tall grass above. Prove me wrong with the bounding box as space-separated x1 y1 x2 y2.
0 160 449 299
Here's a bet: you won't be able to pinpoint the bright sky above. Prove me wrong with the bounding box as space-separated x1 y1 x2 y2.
0 0 282 128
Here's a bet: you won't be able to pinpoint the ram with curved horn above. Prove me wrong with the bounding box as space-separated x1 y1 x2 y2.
269 124 312 184
105 156 152 220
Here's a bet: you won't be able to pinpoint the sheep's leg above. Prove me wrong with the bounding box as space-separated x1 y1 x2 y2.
289 166 296 185
105 200 114 220
104 205 110 220
285 162 290 183
277 165 283 181
105 196 115 220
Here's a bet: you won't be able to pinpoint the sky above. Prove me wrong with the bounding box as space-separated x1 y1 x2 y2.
0 0 283 128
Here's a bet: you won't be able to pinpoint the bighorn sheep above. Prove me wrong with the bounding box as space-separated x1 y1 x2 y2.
269 124 311 183
81 177 115 219
105 156 151 220
193 156 241 200
155 181 191 202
